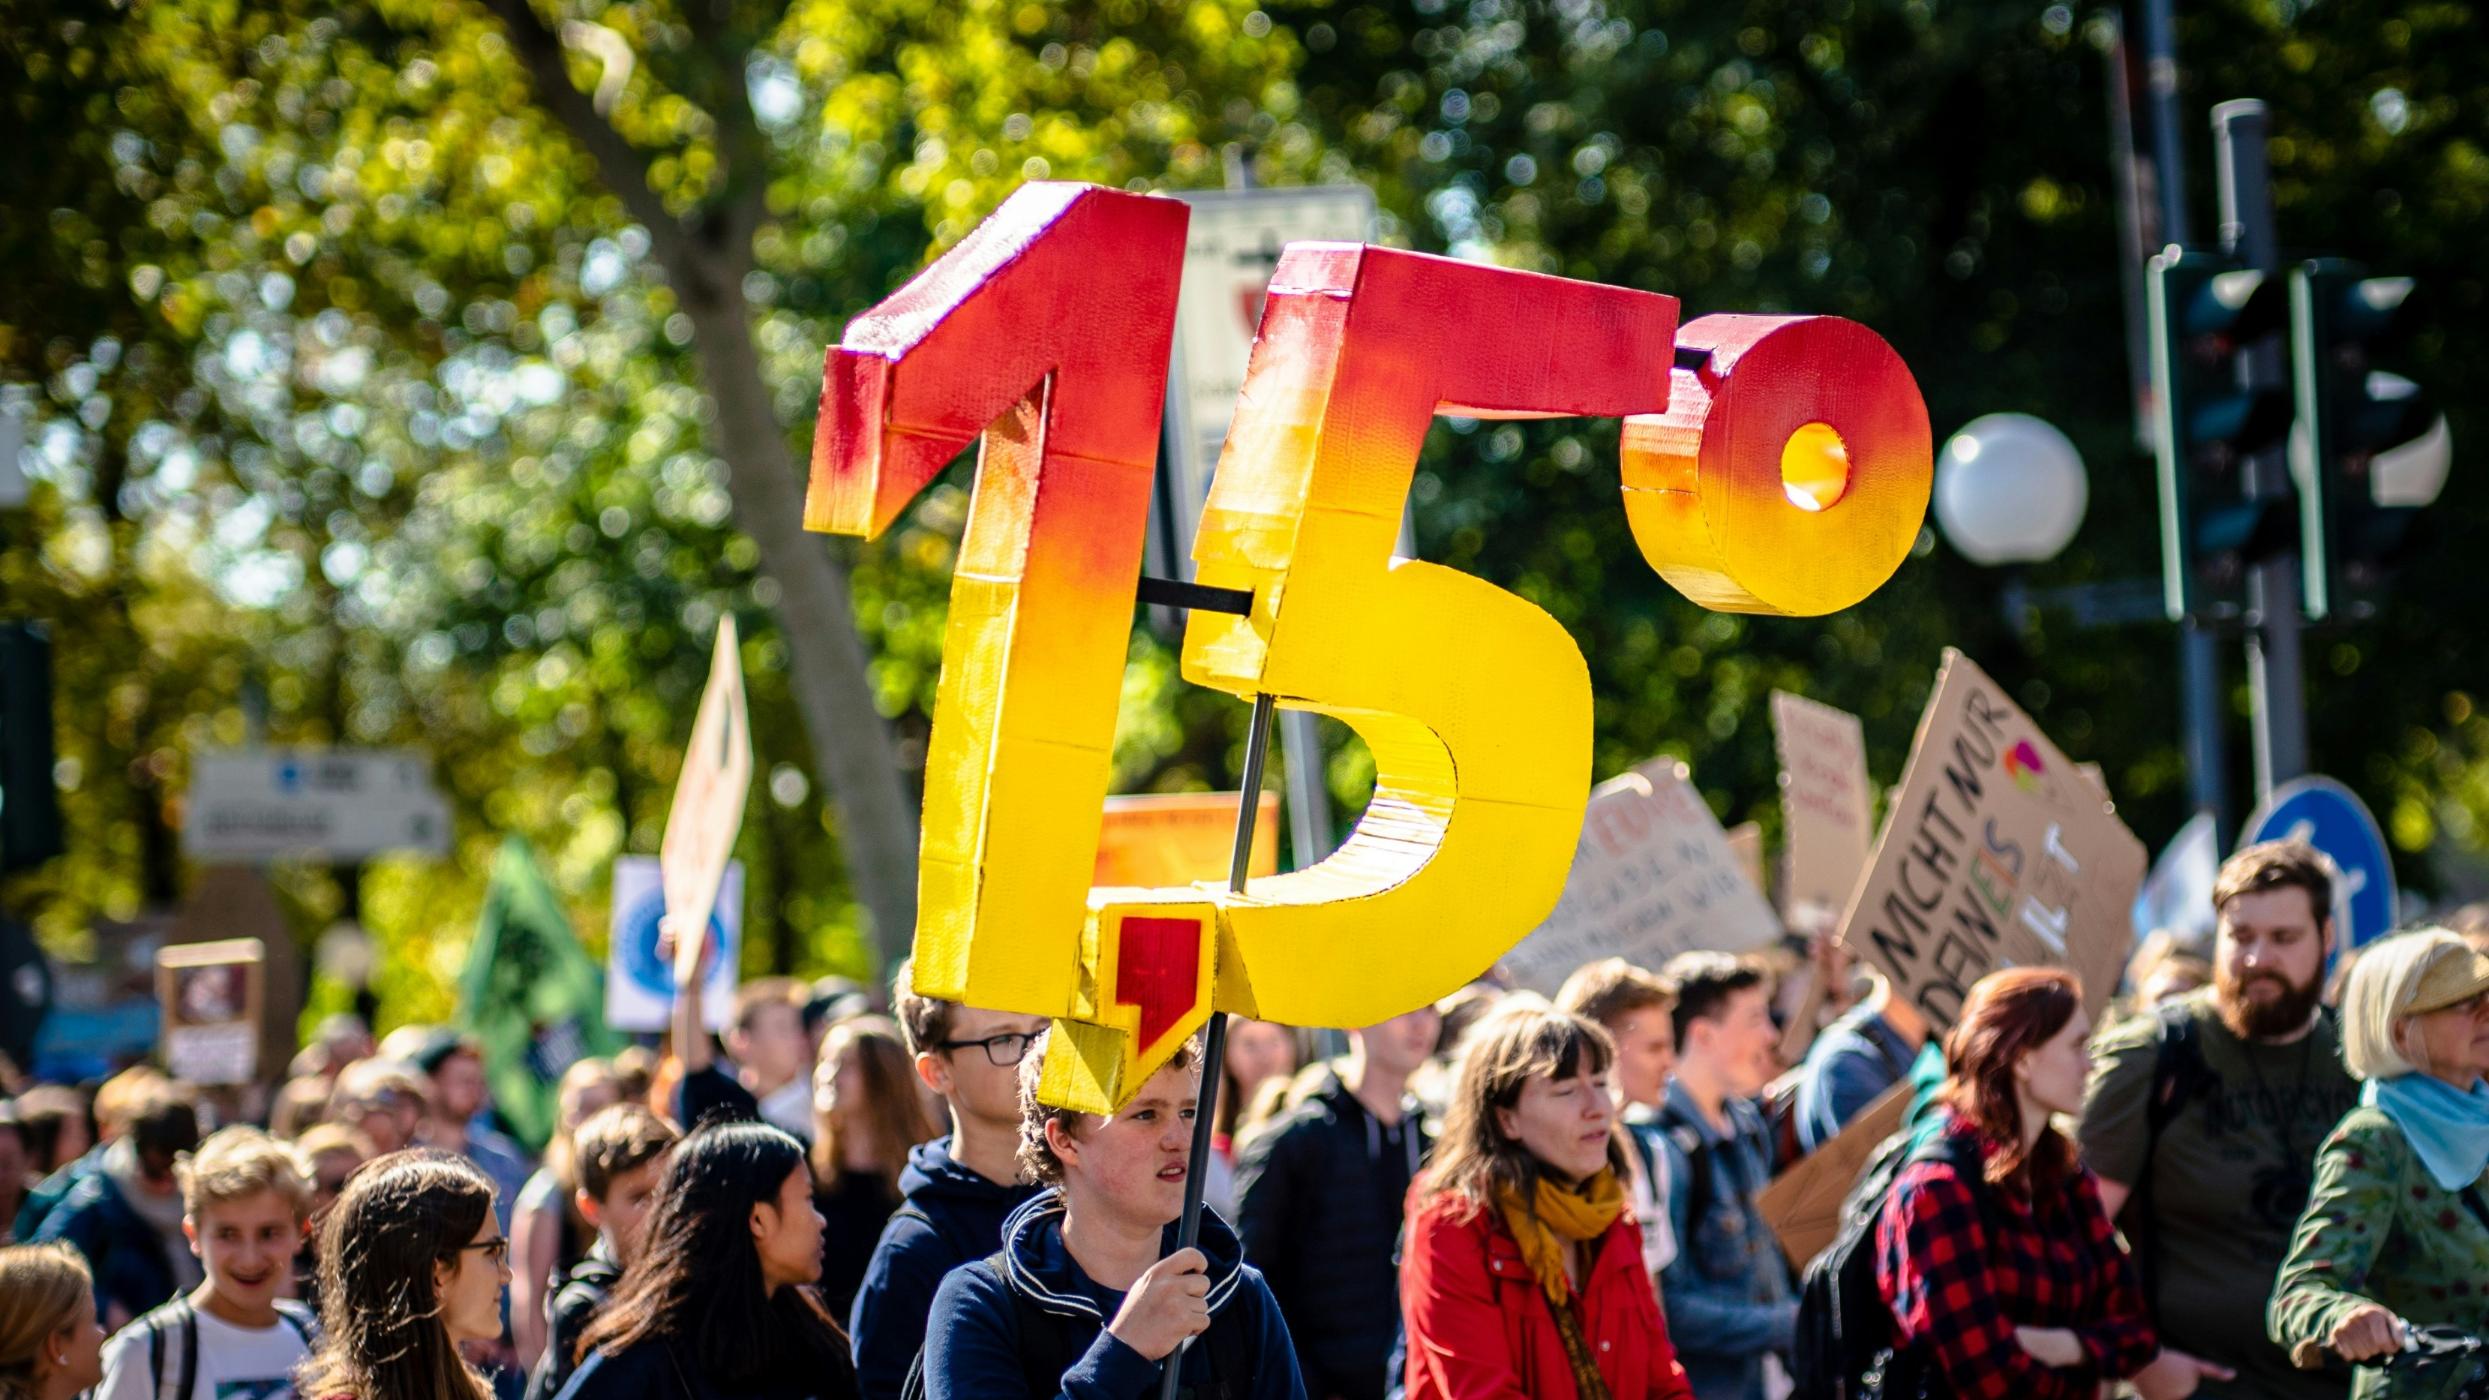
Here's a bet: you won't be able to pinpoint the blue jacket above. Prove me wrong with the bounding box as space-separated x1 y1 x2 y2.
1791 1005 1918 1155
849 1137 1045 1400
924 1192 1305 1400
33 1167 181 1324
1651 1082 1795 1400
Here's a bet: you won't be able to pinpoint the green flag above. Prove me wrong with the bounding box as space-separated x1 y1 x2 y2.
458 836 620 1151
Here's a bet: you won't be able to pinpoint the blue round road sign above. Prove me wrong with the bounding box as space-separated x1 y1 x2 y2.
2241 776 2398 949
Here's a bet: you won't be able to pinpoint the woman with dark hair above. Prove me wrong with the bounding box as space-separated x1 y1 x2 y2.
808 1019 936 1320
295 1150 509 1400
1874 968 2165 1400
558 1119 853 1400
1400 1001 1692 1400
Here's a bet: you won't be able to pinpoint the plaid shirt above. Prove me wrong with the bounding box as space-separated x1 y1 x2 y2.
1875 1117 2158 1400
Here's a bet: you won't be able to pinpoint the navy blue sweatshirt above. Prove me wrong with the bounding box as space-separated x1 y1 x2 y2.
923 1193 1305 1400
849 1137 1045 1400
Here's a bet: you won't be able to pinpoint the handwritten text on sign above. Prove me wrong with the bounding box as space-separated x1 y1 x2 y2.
1502 759 1780 992
1771 691 1874 924
1841 651 2144 1028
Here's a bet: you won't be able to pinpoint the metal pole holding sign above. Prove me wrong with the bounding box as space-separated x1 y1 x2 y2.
1158 691 1276 1400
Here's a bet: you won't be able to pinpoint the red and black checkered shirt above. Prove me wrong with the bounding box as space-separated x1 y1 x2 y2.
1874 1116 2159 1400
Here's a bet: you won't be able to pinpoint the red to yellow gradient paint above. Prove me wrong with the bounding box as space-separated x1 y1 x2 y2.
810 183 1933 1112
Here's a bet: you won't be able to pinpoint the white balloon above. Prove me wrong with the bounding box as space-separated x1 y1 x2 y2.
1934 413 2089 565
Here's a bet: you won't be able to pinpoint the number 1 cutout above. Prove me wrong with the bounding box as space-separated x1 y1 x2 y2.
807 184 1187 1023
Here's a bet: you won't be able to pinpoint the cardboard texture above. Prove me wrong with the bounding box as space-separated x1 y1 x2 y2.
662 617 752 984
1758 1081 1909 1269
1840 650 2146 1030
1621 316 1931 617
1772 691 1875 924
810 185 1933 1111
1094 792 1282 888
1500 759 1781 994
809 184 1187 1038
1066 243 1683 1111
1724 821 1767 901
157 938 264 1086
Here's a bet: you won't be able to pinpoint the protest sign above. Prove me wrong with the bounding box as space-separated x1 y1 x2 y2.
661 617 752 985
1840 650 2145 1029
1724 821 1767 904
1500 759 1780 994
1758 1082 1910 1268
1772 691 1874 924
1093 792 1282 887
156 938 263 1085
606 856 745 1033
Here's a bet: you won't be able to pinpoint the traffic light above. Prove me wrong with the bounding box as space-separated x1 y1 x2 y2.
2148 247 2296 621
2290 260 2447 621
0 622 64 874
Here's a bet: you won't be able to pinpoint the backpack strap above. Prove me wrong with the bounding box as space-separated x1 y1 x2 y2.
274 1299 320 1347
2132 999 2210 1309
1655 1106 1718 1246
140 1297 197 1400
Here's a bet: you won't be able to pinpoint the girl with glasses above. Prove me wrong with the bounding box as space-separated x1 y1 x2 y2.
296 1150 508 1400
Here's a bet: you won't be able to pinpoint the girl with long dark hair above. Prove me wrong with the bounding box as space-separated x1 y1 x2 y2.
809 1018 936 1320
1874 968 2163 1400
1400 1002 1692 1400
295 1150 509 1400
558 1119 853 1400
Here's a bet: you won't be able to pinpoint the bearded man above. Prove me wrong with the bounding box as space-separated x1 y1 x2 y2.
2079 839 2359 1400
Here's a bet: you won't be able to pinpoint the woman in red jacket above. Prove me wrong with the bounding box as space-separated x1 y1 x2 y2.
1402 1002 1692 1400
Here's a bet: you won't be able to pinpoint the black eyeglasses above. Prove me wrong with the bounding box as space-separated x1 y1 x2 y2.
457 1236 511 1266
936 1030 1040 1067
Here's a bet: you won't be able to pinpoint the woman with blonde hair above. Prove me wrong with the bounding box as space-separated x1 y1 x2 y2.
2270 929 2489 1396
0 1241 106 1400
1400 1001 1691 1400
810 1016 937 1319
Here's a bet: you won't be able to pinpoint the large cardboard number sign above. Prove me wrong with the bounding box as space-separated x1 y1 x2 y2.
813 183 1934 1111
809 185 1185 1024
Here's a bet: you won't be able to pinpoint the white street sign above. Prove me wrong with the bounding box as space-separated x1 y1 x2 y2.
184 749 450 861
1158 186 1380 575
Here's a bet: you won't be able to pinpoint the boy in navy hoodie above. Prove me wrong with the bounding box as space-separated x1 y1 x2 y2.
922 1035 1304 1400
849 962 1050 1400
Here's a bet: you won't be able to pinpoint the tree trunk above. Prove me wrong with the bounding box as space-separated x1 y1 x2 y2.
484 0 921 966
669 254 921 965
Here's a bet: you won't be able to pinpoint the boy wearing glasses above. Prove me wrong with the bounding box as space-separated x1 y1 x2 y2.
848 960 1050 1400
93 1126 319 1400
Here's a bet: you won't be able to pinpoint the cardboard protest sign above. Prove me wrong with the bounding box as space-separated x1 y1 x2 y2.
1772 691 1875 924
607 856 745 1033
1840 650 2145 1029
1093 792 1281 888
1724 821 1768 904
156 938 263 1086
1500 759 1781 993
661 616 752 985
1758 1081 1910 1268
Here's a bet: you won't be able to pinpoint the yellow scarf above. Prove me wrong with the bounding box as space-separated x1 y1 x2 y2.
1494 1169 1624 1305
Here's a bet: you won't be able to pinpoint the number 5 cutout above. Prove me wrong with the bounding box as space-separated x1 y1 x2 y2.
1049 247 1682 1108
807 184 1186 1025
1054 256 1933 1111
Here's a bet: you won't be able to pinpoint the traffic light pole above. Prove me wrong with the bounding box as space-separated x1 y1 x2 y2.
2212 99 2310 799
2137 0 2235 843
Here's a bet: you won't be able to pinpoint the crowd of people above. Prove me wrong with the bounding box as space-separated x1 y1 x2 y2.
8 836 2489 1400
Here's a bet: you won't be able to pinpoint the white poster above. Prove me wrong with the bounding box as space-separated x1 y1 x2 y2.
605 856 743 1033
